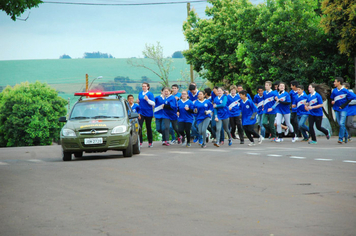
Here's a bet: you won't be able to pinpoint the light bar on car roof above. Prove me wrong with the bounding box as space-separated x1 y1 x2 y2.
74 90 126 97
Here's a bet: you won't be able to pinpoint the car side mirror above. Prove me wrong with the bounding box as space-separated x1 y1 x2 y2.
58 116 67 122
129 112 139 119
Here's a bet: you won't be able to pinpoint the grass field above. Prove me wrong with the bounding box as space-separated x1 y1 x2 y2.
0 58 200 106
0 58 192 86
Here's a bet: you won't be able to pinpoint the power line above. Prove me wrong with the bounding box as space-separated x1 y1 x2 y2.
42 0 208 6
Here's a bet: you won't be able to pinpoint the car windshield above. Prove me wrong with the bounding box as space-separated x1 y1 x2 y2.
70 100 125 120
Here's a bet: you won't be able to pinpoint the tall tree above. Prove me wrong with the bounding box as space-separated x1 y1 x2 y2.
320 0 356 89
320 0 356 57
127 42 174 87
1 0 42 21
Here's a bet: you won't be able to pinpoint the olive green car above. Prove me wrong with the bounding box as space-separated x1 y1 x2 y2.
59 93 140 161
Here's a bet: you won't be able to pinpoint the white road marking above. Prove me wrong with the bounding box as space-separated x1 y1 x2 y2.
315 158 333 161
0 162 9 165
27 159 44 163
290 156 306 159
267 154 282 157
200 149 228 152
245 152 260 155
343 160 356 164
169 151 193 154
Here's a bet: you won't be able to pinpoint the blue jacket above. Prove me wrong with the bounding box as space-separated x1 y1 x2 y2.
240 99 258 126
163 95 178 121
214 95 229 120
193 99 213 125
138 91 155 117
290 90 298 113
274 91 291 115
227 94 241 117
154 95 166 119
177 99 194 123
330 87 353 112
307 92 324 117
294 92 309 116
263 90 277 114
253 94 264 115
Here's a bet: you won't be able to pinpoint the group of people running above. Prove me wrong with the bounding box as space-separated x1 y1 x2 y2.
126 77 356 148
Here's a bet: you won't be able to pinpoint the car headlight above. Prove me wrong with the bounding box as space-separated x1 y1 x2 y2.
111 125 127 134
62 128 76 137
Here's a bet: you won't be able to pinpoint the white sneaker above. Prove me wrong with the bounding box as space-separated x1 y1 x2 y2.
181 141 186 146
292 136 298 142
258 137 263 144
274 138 283 143
284 127 289 136
248 142 256 146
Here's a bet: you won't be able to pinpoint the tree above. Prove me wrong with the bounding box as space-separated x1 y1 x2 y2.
83 52 113 59
0 81 67 147
59 54 71 59
127 42 174 88
320 0 356 57
183 0 354 133
1 0 42 21
172 51 184 58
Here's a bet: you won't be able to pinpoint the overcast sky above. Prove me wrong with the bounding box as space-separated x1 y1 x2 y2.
0 0 264 61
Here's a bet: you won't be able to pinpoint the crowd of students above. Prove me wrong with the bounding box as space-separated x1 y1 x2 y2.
126 77 356 148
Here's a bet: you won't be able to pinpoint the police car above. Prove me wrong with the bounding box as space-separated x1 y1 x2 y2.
58 91 140 161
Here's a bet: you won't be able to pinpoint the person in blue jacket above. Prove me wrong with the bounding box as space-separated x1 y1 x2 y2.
127 94 140 116
262 81 278 140
193 91 213 148
162 87 181 146
330 77 354 144
188 83 202 144
154 88 166 144
305 83 330 144
253 86 265 140
137 82 155 147
343 83 356 142
290 80 300 137
169 84 182 143
213 87 233 147
177 90 195 147
239 90 262 146
267 82 296 143
292 85 310 141
227 85 244 144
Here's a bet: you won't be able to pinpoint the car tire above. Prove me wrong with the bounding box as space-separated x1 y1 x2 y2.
133 135 140 155
123 135 133 157
74 152 83 158
63 151 72 161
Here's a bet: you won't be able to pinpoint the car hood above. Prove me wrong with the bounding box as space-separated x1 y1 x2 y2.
64 118 127 131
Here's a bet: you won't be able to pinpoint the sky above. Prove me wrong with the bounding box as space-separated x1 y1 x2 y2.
0 0 264 61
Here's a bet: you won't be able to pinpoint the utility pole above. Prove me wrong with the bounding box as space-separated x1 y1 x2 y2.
187 2 194 83
85 74 89 93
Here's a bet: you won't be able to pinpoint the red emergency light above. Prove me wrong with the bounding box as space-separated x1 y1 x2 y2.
74 90 126 97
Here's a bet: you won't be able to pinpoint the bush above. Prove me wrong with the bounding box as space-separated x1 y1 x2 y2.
0 81 67 147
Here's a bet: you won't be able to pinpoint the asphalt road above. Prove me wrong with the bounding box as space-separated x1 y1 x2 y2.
0 137 355 236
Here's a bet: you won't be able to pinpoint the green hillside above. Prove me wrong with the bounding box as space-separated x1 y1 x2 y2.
0 58 203 109
0 58 192 87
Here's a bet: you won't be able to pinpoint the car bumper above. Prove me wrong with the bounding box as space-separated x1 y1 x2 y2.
61 132 130 152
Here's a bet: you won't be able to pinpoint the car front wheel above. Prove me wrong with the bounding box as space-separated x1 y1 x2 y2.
123 136 133 157
63 151 72 161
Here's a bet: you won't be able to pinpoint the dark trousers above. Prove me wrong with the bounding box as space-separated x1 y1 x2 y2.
308 115 328 141
139 115 153 144
178 122 192 144
229 116 244 141
163 119 181 142
291 112 300 137
243 125 260 143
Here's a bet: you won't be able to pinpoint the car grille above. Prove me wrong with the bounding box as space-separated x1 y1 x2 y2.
79 129 108 135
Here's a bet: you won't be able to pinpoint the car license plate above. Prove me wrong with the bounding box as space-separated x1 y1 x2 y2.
84 138 103 145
